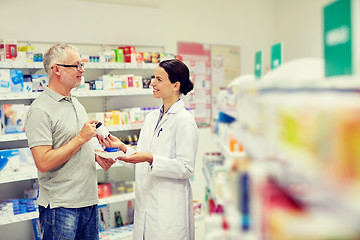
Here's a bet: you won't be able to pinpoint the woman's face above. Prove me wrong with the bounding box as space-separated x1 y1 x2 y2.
151 66 179 100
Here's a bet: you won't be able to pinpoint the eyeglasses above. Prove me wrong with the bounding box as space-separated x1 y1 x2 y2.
51 63 85 71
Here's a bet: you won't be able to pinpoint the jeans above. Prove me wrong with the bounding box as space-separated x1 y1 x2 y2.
38 205 99 240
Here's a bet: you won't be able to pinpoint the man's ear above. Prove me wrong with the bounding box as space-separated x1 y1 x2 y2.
52 65 60 76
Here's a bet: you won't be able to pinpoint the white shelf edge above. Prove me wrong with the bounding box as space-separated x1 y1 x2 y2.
98 192 135 205
0 170 37 184
0 192 135 226
0 133 27 142
0 124 142 143
0 62 157 70
0 211 39 226
0 89 153 101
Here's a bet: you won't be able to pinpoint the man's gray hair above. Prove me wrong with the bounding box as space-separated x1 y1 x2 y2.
43 43 79 74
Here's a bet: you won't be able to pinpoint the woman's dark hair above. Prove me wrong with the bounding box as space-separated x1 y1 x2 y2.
159 59 194 95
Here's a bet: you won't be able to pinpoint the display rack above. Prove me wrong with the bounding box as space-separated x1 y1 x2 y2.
0 192 135 226
203 58 360 240
0 42 162 240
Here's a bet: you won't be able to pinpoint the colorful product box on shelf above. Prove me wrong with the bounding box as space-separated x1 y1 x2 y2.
127 74 134 88
7 199 36 215
2 104 26 134
160 52 175 61
114 49 124 63
121 46 136 63
0 149 19 173
143 52 152 63
133 76 142 88
23 75 32 92
135 52 144 63
32 218 41 240
0 148 35 176
113 75 122 90
0 39 17 61
121 75 128 89
98 204 111 231
129 108 143 125
151 52 160 63
112 110 120 125
98 183 112 199
31 74 48 92
0 108 2 135
120 111 130 126
102 75 115 90
0 69 11 93
104 111 113 126
142 77 151 88
10 69 24 92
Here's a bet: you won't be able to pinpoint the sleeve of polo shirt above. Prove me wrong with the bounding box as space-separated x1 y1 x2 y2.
25 107 53 148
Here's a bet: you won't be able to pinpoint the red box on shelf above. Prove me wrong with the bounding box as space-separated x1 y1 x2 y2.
0 39 17 61
98 183 112 199
136 52 144 63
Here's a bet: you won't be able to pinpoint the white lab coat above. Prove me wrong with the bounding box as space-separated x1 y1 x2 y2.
127 99 199 240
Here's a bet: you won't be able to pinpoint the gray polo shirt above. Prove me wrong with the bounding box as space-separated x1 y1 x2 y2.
25 87 98 208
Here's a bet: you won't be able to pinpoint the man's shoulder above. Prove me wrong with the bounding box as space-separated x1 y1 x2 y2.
31 91 52 106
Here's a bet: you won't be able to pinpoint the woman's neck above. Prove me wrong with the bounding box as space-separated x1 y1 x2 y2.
162 96 179 115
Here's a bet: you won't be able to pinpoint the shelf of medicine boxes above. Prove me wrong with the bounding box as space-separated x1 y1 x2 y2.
0 88 153 101
0 192 135 226
0 61 158 70
0 123 144 143
0 156 126 185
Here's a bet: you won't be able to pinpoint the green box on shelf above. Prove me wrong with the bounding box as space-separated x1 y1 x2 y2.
114 49 124 63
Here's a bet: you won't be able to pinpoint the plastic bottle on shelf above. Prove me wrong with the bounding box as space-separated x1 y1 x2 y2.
115 211 123 227
128 201 134 224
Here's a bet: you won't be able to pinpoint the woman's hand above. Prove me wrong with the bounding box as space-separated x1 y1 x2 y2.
97 134 126 152
117 151 153 165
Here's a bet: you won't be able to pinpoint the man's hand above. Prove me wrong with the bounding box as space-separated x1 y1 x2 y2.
95 154 116 170
78 120 98 143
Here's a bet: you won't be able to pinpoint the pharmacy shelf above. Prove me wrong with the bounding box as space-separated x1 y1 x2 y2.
0 211 39 226
0 133 27 142
0 125 142 143
0 163 125 184
73 89 153 97
0 192 135 226
0 62 157 70
215 135 246 159
0 169 37 184
0 92 41 100
0 62 43 69
100 224 134 240
98 192 135 205
0 89 153 101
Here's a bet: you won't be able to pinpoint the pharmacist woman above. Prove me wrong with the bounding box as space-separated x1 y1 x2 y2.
98 59 199 240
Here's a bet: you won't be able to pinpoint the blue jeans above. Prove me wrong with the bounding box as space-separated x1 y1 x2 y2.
38 205 99 240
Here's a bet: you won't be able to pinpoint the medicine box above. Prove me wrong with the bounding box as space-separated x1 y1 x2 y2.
0 39 17 61
23 75 33 92
10 69 24 92
0 69 11 93
31 74 48 92
2 104 26 134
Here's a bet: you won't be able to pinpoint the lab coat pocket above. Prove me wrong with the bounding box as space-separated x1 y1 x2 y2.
158 187 186 227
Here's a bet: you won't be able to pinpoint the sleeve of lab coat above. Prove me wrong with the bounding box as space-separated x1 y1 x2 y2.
116 145 136 170
150 116 199 179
